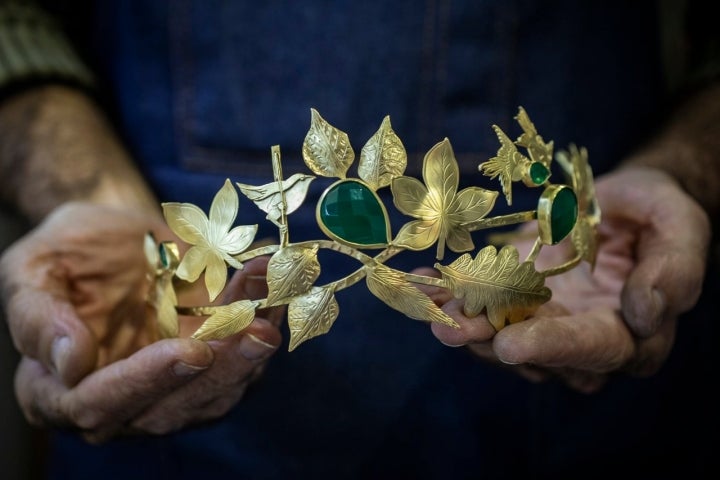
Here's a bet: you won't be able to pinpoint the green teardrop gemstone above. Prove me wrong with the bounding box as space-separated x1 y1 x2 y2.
529 162 550 185
549 186 578 244
318 180 390 247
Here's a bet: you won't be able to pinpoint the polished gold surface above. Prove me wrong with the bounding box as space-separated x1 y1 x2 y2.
150 107 600 347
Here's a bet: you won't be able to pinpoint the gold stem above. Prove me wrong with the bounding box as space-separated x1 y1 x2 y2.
525 237 543 262
403 272 447 288
541 253 582 277
185 243 406 315
463 210 537 232
271 145 289 247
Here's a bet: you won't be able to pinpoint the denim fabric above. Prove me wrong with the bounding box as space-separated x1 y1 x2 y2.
48 1 718 479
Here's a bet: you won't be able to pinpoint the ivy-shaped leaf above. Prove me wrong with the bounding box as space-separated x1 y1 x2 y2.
191 300 258 341
302 108 354 179
435 245 551 330
365 263 459 328
287 285 339 351
358 116 407 190
266 244 321 306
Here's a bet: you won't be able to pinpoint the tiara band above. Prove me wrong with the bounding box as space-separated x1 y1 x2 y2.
145 107 600 350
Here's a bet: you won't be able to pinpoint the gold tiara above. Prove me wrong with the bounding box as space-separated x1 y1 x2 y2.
145 107 600 350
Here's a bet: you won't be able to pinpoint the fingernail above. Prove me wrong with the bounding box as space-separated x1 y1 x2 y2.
239 334 278 361
172 362 209 377
51 336 72 374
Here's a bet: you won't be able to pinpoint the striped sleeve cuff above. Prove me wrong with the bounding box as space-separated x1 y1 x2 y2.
0 2 94 93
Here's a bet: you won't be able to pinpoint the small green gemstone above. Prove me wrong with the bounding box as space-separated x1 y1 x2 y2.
550 186 578 244
319 180 389 247
159 244 169 268
529 162 549 185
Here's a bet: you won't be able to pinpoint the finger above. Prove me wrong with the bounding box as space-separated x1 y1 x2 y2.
622 315 676 377
492 308 636 373
226 256 286 327
15 338 213 440
430 299 496 346
410 267 454 306
4 283 98 386
466 342 551 383
598 168 710 337
131 318 280 434
553 369 608 394
225 256 271 302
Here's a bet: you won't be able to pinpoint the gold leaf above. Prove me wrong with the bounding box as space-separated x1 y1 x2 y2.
479 126 528 205
365 263 458 328
435 245 550 330
514 107 554 166
191 300 258 341
237 173 315 224
302 108 354 179
571 216 598 269
392 219 438 251
156 280 178 338
358 115 407 190
144 234 179 339
393 139 497 259
556 144 600 227
266 244 321 306
162 203 207 244
287 286 339 351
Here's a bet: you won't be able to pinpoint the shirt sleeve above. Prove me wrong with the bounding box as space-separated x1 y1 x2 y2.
0 1 94 97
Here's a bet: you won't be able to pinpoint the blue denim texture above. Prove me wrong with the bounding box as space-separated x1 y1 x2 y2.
47 1 717 479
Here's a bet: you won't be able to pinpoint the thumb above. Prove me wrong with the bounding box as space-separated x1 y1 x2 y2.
5 286 98 386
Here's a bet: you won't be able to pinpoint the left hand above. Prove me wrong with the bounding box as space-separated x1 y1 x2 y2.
427 166 710 392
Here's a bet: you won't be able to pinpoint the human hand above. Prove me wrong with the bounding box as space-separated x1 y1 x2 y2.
0 202 283 442
428 166 710 392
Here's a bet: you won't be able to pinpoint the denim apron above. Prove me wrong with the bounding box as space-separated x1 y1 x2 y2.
50 1 715 478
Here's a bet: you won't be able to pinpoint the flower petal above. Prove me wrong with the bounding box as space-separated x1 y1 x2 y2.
205 252 229 302
176 246 209 282
219 224 258 254
162 203 209 244
208 179 239 237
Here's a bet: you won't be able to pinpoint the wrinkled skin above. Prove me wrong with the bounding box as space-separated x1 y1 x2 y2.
0 203 283 443
427 167 710 393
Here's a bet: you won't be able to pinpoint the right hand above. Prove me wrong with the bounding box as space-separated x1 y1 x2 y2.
0 202 283 443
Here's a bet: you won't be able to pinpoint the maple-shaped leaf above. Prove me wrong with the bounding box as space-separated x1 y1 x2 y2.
365 263 459 328
162 179 258 301
236 173 315 224
392 138 498 259
266 244 321 306
514 107 554 167
302 108 355 179
287 285 339 351
479 126 529 205
191 300 258 341
435 245 551 330
358 115 407 190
